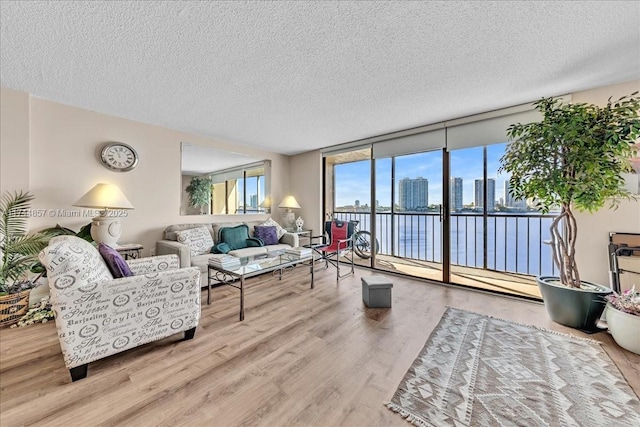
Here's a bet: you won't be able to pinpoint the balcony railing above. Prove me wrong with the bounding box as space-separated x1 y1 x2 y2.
333 211 557 277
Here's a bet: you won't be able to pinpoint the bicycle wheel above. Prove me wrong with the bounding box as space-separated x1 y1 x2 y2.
352 230 379 259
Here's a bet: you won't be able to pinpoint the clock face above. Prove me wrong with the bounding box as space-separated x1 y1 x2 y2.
100 143 139 172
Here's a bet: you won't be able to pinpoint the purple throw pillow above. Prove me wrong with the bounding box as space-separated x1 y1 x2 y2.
254 225 279 246
98 243 133 278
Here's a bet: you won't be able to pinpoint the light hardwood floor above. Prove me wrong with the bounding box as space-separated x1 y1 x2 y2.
1 265 638 426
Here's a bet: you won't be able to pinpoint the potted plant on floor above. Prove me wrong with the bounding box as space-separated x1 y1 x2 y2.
605 287 640 354
500 93 640 331
0 191 50 327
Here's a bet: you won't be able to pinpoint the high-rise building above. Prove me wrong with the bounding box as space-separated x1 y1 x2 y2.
355 199 360 207
450 177 463 211
250 194 258 209
474 178 496 211
399 177 429 210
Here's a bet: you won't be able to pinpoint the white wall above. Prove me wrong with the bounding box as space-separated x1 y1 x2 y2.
0 87 290 255
289 150 323 236
571 80 640 285
0 88 30 194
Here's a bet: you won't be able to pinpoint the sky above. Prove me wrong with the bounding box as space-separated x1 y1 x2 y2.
334 142 510 207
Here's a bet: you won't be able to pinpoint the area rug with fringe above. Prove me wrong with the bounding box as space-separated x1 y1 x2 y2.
386 307 640 427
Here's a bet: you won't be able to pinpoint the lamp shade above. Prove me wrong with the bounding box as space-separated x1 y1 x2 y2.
259 196 272 208
74 183 134 210
278 195 300 209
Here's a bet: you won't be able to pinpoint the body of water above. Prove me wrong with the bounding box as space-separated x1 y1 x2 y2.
335 212 557 276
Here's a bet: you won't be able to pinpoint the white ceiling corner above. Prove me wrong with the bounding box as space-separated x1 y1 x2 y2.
1 1 639 155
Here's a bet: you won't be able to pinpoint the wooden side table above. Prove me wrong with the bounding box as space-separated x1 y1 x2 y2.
116 243 143 260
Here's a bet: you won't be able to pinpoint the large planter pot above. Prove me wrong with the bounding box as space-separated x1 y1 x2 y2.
536 276 611 331
605 302 640 355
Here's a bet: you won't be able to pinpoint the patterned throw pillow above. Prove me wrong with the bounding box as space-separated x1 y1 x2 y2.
175 226 214 256
254 226 279 245
98 243 133 278
39 236 113 293
260 218 286 240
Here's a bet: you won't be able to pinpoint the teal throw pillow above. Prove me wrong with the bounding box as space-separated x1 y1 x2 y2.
218 225 250 250
211 242 231 254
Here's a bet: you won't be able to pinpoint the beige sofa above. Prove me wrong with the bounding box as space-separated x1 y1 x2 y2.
156 221 299 285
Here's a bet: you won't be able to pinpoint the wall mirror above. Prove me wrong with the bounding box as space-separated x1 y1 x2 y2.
180 142 271 215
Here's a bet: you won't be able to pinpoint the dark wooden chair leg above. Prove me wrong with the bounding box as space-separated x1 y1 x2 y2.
70 364 88 382
184 327 196 340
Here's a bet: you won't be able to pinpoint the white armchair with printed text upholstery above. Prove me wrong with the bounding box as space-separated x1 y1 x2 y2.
39 236 201 381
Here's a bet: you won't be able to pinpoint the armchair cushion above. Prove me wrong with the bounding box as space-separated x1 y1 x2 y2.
39 237 113 292
175 226 214 256
126 254 179 275
219 224 251 250
98 243 133 278
254 225 279 245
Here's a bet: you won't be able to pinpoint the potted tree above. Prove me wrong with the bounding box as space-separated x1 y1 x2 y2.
500 93 640 331
186 176 212 214
0 191 50 327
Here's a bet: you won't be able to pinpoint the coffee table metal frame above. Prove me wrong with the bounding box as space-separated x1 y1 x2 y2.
207 253 314 321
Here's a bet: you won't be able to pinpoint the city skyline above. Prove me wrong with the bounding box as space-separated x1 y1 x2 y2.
334 143 522 209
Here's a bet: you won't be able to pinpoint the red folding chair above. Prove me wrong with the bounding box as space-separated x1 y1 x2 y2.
309 220 356 282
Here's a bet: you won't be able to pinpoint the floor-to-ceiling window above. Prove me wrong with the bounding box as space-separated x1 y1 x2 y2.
324 148 373 257
322 102 561 300
210 161 269 214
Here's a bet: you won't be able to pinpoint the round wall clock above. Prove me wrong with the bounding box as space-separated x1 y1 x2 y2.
100 142 139 172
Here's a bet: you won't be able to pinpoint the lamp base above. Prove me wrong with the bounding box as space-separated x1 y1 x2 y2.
282 211 295 230
90 214 121 247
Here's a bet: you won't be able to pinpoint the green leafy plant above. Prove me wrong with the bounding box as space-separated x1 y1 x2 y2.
500 93 640 288
186 176 212 214
0 191 50 295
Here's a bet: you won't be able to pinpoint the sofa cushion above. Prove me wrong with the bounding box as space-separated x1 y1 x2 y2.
39 236 113 292
254 225 279 245
175 226 214 256
260 218 287 239
98 243 133 278
219 225 251 251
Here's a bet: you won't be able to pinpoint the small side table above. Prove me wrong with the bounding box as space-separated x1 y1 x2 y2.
116 243 143 260
288 229 312 247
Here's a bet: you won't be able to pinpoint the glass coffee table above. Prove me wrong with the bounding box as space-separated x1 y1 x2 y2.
207 252 314 321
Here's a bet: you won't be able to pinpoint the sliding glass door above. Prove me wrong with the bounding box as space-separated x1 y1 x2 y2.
373 151 443 282
321 103 559 299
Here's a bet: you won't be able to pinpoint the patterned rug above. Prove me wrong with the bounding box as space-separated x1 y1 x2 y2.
386 307 640 427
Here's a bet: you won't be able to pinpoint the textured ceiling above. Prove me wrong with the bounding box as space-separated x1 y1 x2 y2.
1 1 639 155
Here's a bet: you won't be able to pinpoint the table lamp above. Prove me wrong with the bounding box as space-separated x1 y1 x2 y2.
278 195 300 230
74 183 134 247
259 195 272 214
